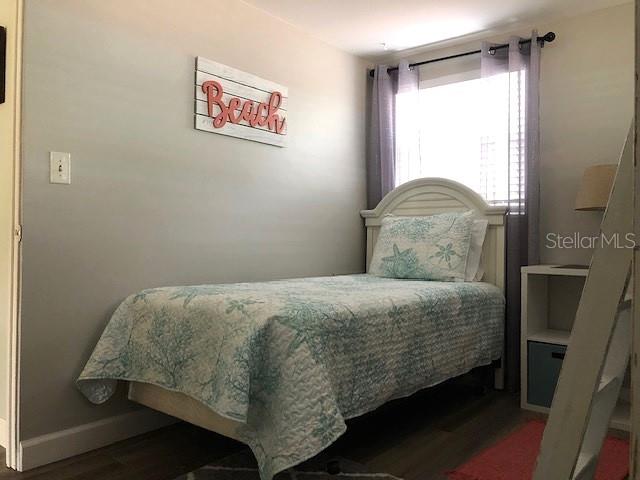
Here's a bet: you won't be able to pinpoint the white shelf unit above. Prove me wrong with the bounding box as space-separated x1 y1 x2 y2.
521 265 630 432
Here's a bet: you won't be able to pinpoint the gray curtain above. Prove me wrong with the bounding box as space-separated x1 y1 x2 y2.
368 61 419 208
481 32 541 391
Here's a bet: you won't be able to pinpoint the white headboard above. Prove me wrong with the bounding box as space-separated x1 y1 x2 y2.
360 178 507 291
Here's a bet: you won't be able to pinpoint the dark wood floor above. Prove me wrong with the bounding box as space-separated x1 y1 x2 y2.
0 382 537 480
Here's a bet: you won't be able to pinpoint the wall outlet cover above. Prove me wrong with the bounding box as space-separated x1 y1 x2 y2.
50 152 71 184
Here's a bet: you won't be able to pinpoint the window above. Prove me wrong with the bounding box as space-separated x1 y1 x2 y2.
395 69 525 208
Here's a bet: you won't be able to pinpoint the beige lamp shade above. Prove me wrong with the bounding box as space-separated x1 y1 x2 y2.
575 164 617 211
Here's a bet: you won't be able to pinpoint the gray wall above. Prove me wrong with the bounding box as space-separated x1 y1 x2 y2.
535 4 633 264
20 0 367 439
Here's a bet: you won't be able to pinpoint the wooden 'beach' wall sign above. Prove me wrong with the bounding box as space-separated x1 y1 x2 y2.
194 57 288 147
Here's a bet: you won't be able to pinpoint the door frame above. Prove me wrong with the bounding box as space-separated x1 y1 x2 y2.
3 0 22 470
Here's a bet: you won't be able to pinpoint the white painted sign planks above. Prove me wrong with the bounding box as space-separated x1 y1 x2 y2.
194 57 288 147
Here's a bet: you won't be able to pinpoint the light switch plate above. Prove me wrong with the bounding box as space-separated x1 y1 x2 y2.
50 152 71 184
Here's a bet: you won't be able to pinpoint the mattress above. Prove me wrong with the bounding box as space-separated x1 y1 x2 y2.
77 274 504 480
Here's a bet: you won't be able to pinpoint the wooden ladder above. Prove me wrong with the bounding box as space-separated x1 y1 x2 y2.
533 127 634 480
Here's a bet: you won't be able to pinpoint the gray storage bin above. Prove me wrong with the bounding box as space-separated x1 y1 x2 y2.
527 341 567 408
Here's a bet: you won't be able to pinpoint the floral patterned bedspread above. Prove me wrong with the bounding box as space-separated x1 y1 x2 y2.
77 274 504 480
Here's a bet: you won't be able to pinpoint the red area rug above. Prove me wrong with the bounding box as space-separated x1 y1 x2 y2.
446 420 629 480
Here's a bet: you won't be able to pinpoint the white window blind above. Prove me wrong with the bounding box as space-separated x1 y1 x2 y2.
395 68 525 207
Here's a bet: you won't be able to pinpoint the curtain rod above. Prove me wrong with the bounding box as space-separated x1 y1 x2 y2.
368 31 556 78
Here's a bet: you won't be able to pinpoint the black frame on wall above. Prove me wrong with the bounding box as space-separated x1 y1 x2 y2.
1 26 6 104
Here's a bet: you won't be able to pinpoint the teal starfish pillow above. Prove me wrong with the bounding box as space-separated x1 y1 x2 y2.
369 212 475 281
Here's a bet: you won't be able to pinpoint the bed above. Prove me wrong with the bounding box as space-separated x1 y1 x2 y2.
77 178 506 480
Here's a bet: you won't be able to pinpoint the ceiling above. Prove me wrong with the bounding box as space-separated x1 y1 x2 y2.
241 0 630 58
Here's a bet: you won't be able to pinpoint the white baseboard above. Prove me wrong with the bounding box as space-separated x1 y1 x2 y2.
0 417 7 449
19 408 177 471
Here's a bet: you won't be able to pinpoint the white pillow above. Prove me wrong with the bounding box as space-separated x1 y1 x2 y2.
369 212 475 281
465 219 488 281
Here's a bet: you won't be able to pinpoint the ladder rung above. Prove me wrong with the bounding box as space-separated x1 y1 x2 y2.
571 452 597 480
617 298 632 313
597 375 620 395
